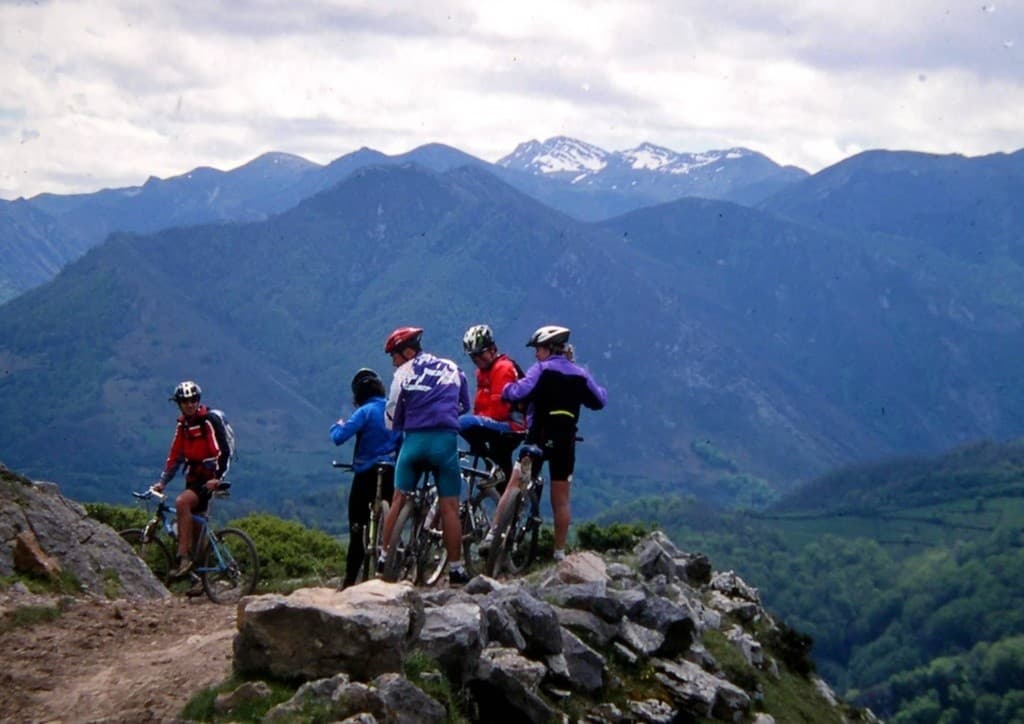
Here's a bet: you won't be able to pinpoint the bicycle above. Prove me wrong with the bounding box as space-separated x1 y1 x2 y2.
380 466 442 586
119 483 260 604
419 452 503 581
484 445 547 577
332 459 394 585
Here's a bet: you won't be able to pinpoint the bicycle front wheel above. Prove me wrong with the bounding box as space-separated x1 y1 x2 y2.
200 528 259 604
119 528 174 584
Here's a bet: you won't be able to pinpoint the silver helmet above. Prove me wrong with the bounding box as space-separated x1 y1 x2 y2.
526 325 570 348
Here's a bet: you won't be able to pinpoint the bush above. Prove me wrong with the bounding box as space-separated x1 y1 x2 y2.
85 502 148 531
576 521 652 552
229 513 345 585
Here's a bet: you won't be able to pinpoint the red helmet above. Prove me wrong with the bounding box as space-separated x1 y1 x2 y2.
384 326 423 354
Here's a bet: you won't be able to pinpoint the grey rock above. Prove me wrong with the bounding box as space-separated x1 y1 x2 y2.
234 582 425 681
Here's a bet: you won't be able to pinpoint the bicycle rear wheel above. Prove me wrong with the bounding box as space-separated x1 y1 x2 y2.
382 498 420 583
484 488 524 577
464 486 500 576
362 500 390 582
507 498 540 573
200 528 259 604
119 528 173 584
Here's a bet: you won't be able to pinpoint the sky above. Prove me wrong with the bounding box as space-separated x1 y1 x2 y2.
2 0 1022 200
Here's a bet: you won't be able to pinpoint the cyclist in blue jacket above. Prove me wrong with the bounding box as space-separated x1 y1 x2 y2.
330 368 401 588
380 327 472 585
482 325 607 562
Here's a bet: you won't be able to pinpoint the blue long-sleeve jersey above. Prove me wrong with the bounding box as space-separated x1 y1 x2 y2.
330 396 401 473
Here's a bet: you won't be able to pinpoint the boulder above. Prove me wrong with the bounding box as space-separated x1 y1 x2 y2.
234 581 425 681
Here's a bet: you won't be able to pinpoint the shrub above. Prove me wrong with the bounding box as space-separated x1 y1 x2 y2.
229 513 345 585
576 521 652 552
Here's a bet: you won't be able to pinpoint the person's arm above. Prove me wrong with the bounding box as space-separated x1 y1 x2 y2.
458 369 471 416
154 423 184 490
581 368 608 410
330 405 367 445
490 361 518 413
204 417 230 478
385 372 402 430
501 361 542 403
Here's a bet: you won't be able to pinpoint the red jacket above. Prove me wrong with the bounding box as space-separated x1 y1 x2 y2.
474 355 526 431
159 405 225 484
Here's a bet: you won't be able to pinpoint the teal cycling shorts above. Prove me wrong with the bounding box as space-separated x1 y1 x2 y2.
395 430 461 498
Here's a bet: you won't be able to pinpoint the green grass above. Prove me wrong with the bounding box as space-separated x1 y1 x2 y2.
0 602 66 633
180 675 296 722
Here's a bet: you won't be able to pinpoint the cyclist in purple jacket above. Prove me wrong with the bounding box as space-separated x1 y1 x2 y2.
481 325 607 562
380 326 472 585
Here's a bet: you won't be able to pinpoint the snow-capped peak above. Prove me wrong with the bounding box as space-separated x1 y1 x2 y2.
620 142 677 171
498 136 609 175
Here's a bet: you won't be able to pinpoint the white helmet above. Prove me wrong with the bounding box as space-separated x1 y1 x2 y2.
526 325 570 348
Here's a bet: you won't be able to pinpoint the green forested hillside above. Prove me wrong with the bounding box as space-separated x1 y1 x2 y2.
594 439 1024 721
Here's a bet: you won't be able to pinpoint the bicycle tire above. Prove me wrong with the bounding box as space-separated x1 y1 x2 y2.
507 493 540 572
200 528 259 604
119 528 174 584
484 488 524 577
464 486 500 575
420 502 448 586
362 500 390 581
382 498 419 583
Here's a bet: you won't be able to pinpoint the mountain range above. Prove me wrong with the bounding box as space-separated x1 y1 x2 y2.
0 137 805 305
1 140 1023 520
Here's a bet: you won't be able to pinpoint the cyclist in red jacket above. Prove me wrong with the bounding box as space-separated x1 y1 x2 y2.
153 380 227 578
458 324 526 484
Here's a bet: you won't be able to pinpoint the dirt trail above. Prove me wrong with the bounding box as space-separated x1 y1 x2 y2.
0 591 236 723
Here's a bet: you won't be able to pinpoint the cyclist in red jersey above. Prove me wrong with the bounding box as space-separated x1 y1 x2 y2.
458 324 526 485
153 380 228 578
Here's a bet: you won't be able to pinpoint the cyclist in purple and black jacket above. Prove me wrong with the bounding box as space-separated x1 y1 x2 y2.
380 326 473 586
482 325 606 563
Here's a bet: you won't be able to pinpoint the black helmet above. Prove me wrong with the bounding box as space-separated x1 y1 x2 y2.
170 380 202 402
350 368 381 395
351 368 386 406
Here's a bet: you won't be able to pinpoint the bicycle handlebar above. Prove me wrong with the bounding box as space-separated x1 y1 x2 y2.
132 486 167 501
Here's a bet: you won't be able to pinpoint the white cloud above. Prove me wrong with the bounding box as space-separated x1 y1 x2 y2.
1 0 1021 198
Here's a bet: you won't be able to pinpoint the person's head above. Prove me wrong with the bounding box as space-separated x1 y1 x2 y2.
351 368 385 406
384 326 423 367
169 379 202 416
462 323 498 369
526 325 571 360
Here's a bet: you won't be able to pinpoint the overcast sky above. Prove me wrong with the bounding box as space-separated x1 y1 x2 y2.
2 0 1021 199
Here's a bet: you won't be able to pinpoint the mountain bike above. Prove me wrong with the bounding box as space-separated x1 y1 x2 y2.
119 483 259 604
332 460 393 585
423 451 503 582
484 446 546 577
380 467 443 586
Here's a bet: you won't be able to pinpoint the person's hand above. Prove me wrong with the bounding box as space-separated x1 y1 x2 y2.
335 418 345 426
205 478 220 490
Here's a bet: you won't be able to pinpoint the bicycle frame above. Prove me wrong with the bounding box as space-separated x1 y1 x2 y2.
333 460 395 584
121 484 258 603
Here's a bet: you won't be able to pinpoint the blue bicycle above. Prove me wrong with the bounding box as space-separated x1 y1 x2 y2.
119 483 259 603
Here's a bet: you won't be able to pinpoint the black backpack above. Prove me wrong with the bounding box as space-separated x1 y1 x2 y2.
204 409 236 475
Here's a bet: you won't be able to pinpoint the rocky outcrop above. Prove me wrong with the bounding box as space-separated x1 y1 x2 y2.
0 463 167 598
230 533 869 722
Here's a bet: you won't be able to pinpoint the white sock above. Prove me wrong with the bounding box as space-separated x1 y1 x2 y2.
450 560 466 573
553 549 566 561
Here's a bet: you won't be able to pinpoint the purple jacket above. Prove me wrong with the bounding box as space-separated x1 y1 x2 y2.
386 352 470 432
502 354 607 425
